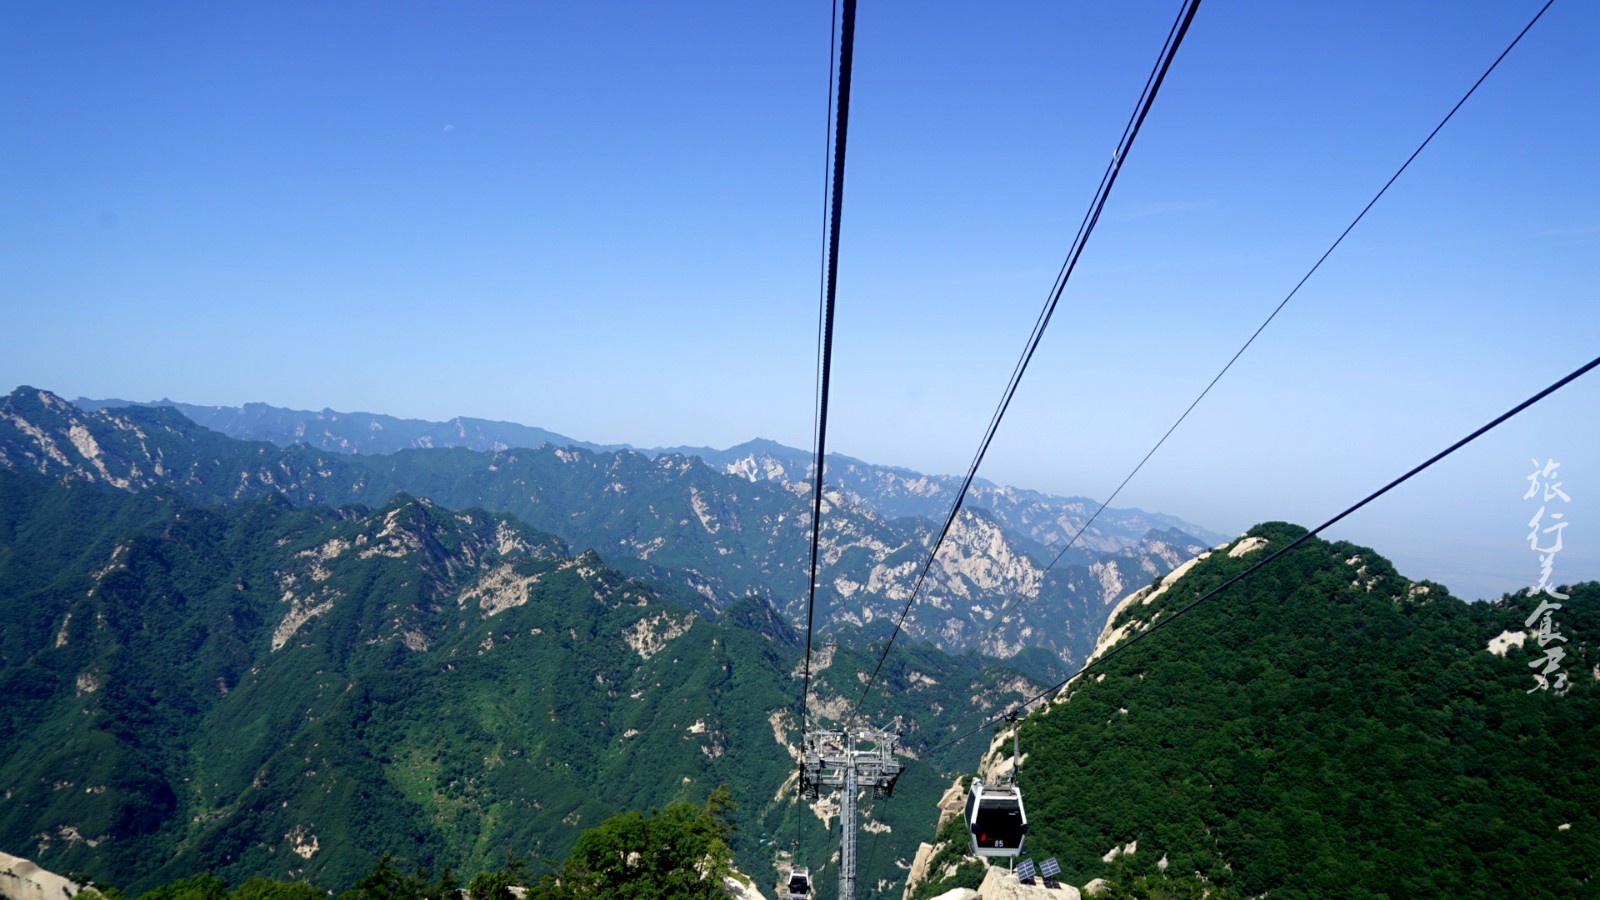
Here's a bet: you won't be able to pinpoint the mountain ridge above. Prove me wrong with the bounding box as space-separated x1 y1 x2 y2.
74 395 1224 556
9 388 1211 668
73 396 618 458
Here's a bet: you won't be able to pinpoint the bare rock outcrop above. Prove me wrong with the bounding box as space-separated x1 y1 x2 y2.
0 851 84 900
977 866 1081 899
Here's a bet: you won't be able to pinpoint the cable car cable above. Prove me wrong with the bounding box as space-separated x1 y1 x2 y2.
795 0 857 868
930 350 1600 755
982 0 1191 444
982 0 1557 640
844 0 1203 729
808 0 840 524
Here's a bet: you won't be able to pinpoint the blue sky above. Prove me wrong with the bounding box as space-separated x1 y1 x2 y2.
3 1 1595 602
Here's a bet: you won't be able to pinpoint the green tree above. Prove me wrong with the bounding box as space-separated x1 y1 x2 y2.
137 874 227 900
338 854 427 900
230 878 324 900
466 855 525 900
531 788 737 900
427 868 463 900
1094 862 1245 900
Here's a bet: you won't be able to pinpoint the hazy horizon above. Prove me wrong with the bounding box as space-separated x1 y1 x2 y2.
34 383 1595 605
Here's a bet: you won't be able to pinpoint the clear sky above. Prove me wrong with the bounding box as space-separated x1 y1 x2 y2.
3 1 1596 603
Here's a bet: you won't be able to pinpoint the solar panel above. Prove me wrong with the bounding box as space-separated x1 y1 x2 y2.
1015 859 1036 882
1040 857 1061 879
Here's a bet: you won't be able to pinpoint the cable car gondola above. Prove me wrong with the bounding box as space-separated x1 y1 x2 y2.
966 711 1028 857
965 778 1028 857
782 867 813 899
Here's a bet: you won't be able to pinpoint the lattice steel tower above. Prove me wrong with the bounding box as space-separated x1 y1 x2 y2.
800 722 905 900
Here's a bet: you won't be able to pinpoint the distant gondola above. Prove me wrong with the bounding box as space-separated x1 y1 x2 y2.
965 778 1027 857
782 867 813 898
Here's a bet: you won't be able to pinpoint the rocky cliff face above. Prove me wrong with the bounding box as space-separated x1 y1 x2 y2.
709 441 1222 555
0 851 85 900
700 440 1216 666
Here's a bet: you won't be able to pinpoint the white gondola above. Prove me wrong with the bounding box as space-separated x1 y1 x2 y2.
782 867 813 898
966 710 1030 857
965 778 1028 858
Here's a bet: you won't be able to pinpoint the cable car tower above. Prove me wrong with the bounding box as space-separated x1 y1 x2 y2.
800 721 904 900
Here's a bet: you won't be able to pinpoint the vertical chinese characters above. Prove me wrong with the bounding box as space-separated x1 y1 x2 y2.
1524 459 1571 693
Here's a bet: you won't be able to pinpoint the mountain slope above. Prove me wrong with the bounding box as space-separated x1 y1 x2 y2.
911 523 1599 898
0 466 1055 899
0 471 753 887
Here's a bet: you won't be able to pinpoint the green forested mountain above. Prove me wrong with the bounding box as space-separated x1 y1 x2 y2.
0 464 1050 899
911 523 1599 899
3 387 1209 667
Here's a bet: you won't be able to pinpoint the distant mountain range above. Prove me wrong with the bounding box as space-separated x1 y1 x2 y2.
75 396 1222 556
73 396 618 457
58 390 1223 667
